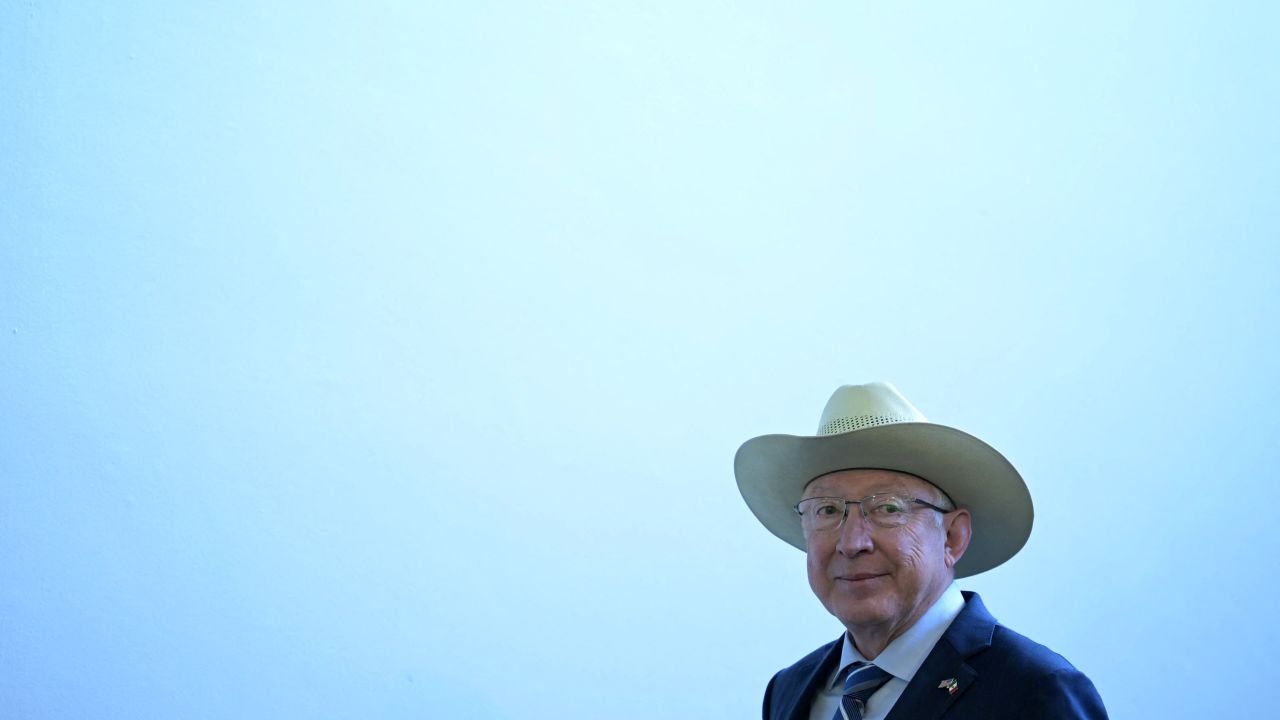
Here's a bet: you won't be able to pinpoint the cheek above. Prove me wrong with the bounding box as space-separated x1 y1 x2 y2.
805 549 823 576
805 545 832 589
893 527 933 568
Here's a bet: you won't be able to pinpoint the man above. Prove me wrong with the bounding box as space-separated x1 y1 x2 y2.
735 382 1107 720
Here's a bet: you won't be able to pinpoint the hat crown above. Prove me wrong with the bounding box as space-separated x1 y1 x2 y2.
816 382 929 436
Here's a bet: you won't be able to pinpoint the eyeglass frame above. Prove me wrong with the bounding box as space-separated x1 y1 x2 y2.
793 493 954 532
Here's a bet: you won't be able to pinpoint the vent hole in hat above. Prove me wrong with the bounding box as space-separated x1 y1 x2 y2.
819 414 912 435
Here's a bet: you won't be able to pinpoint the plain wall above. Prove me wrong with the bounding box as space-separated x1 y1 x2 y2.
4 2 1278 718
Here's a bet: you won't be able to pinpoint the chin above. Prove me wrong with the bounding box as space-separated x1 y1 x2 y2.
828 597 892 629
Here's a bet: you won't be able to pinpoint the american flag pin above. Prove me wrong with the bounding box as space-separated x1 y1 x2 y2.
938 678 958 695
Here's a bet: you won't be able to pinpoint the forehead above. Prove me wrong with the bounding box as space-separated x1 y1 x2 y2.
801 468 935 499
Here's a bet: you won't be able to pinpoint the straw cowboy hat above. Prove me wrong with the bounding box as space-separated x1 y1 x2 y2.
734 382 1033 578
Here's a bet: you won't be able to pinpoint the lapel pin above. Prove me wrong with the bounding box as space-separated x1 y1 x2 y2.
938 678 958 695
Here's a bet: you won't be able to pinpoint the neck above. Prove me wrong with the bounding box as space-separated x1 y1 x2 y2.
847 627 898 661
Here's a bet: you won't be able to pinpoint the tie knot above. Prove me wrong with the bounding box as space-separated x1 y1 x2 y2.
843 662 892 696
838 663 893 719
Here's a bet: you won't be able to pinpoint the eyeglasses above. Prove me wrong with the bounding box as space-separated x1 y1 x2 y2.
794 494 952 532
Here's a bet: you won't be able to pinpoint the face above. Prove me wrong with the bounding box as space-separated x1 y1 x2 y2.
802 469 971 645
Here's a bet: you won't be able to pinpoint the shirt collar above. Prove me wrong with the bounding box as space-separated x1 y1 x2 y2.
827 583 965 690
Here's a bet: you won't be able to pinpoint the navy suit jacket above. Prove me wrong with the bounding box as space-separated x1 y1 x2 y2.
763 592 1108 720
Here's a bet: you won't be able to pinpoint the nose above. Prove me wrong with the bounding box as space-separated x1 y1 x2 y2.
835 506 874 557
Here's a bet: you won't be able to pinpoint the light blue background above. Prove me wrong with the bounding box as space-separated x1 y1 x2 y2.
4 2 1277 718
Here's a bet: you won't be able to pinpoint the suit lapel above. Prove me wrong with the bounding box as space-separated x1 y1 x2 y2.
884 647 978 720
884 592 996 720
783 639 842 720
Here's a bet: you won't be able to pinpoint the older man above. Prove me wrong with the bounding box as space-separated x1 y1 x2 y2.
735 382 1107 720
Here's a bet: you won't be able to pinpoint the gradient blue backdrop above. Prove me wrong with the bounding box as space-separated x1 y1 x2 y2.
4 2 1278 718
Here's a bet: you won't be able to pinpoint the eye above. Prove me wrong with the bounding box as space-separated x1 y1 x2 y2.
870 497 908 516
813 501 842 517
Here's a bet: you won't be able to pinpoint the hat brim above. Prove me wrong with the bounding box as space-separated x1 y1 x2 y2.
734 422 1032 578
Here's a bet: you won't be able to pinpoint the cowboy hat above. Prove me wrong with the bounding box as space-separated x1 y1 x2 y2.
734 382 1033 578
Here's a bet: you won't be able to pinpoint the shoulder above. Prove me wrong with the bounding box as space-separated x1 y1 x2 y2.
985 622 1083 675
950 593 1093 679
960 609 1108 719
774 637 840 683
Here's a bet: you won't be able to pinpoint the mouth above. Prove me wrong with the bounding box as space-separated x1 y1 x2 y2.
837 573 888 583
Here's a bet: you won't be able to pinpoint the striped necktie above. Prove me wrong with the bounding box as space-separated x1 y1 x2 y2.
835 662 893 720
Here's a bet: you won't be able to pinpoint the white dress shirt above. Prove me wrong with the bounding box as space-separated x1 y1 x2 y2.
808 583 966 720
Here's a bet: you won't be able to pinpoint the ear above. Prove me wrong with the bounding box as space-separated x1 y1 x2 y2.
942 508 973 570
